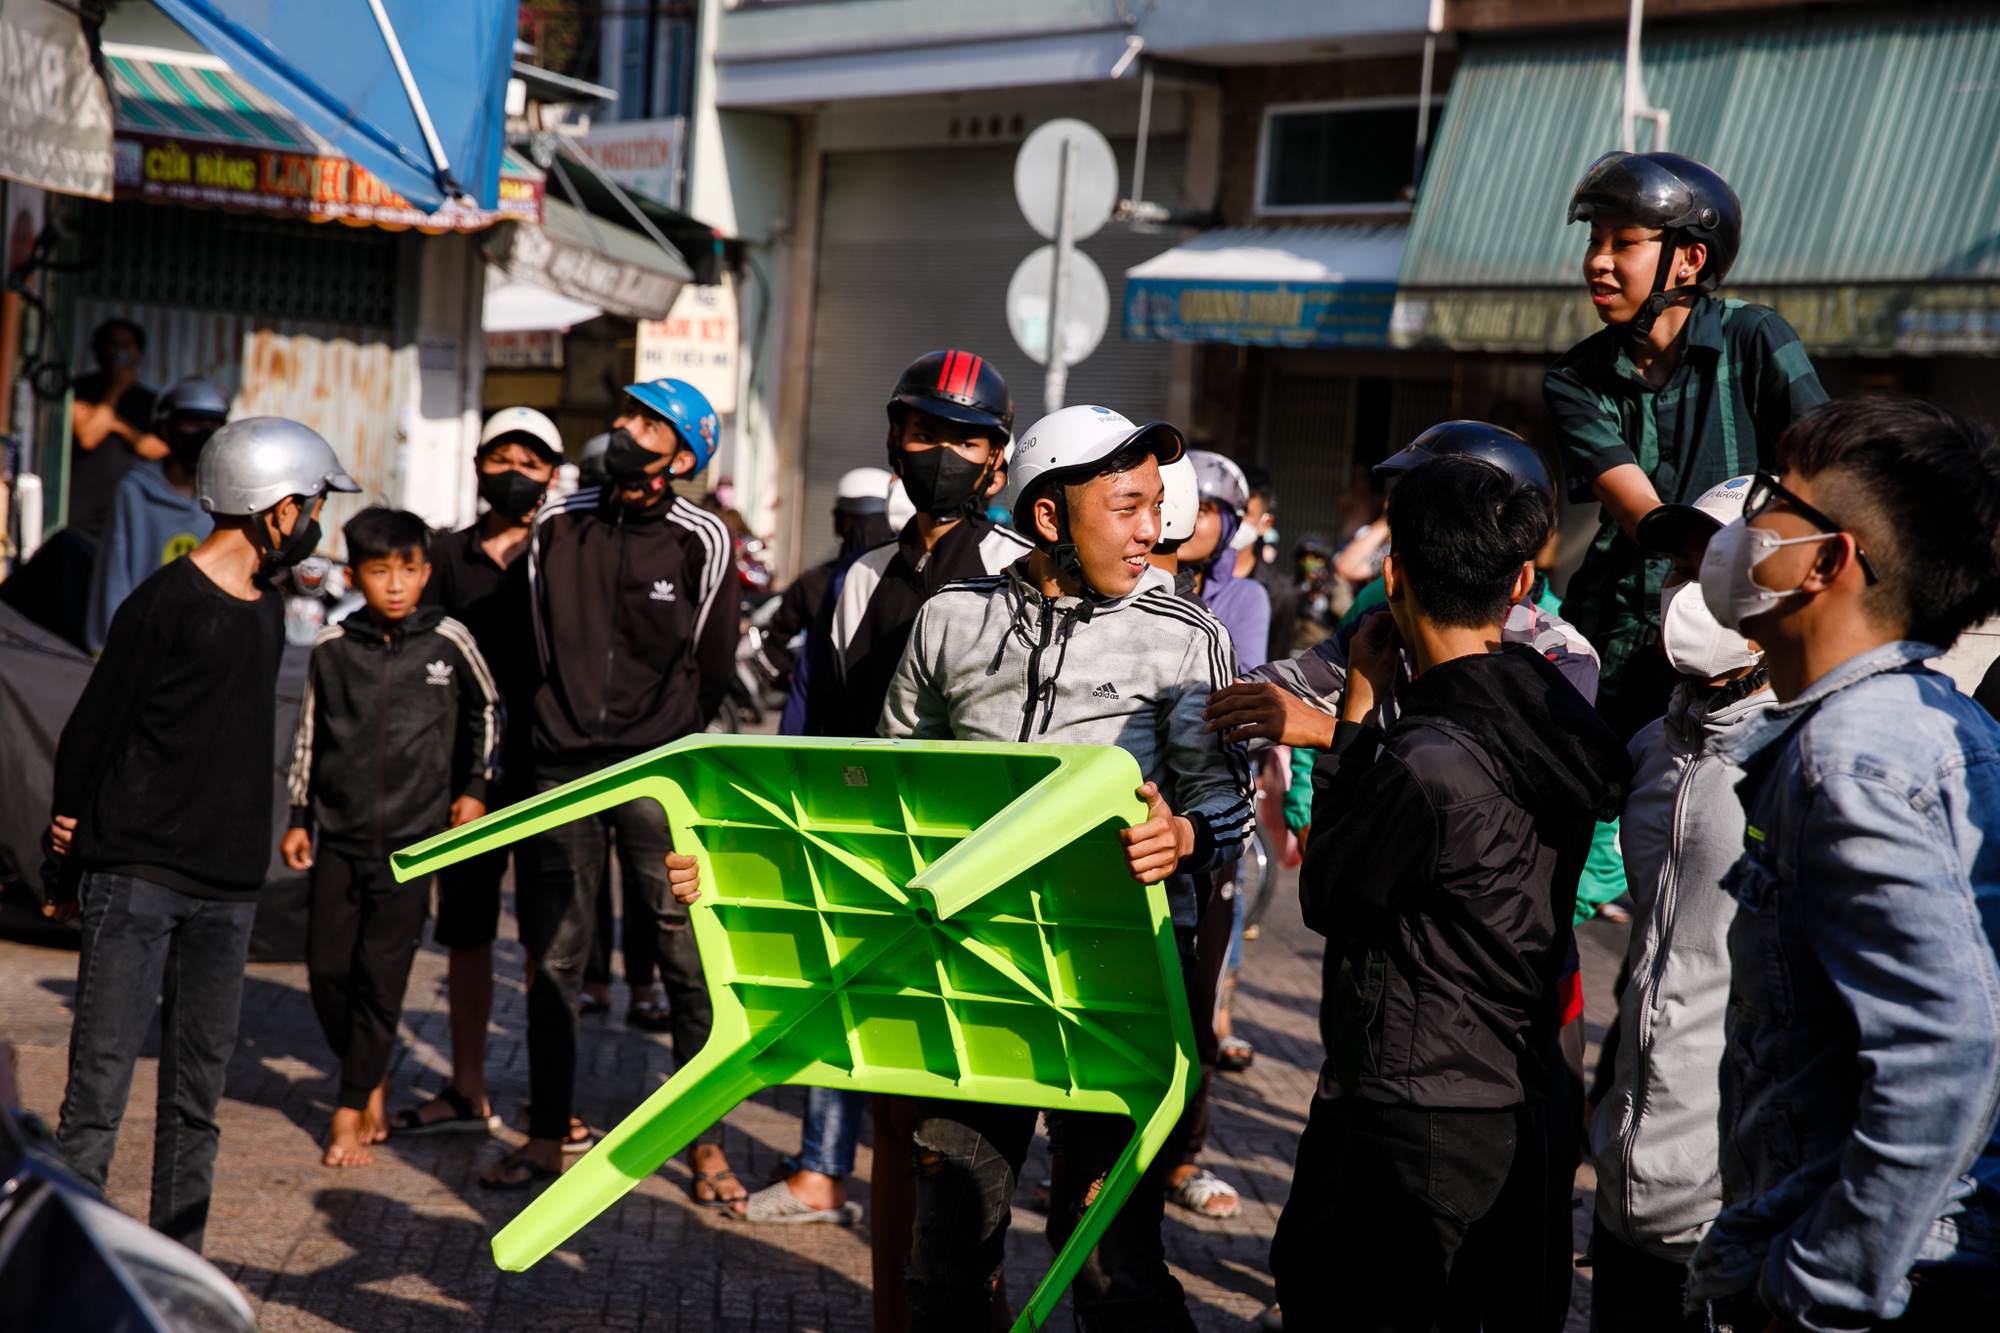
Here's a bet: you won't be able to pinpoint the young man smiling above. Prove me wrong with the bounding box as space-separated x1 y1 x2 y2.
1545 151 1827 739
1683 397 2000 1330
873 403 1252 1332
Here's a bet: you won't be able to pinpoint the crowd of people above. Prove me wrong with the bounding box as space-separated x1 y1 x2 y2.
28 146 2000 1333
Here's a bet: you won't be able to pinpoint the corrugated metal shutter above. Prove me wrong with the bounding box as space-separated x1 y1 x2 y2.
1403 7 2000 288
1261 375 1353 550
801 137 1186 566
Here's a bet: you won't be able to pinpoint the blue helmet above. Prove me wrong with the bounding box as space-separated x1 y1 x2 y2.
623 378 721 474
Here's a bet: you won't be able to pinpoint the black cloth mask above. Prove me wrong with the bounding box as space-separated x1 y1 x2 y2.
898 446 991 521
165 424 216 472
478 468 547 519
604 428 664 485
269 515 321 567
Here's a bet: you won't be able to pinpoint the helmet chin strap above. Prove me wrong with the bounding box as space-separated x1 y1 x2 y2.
1037 488 1107 602
1624 226 1716 340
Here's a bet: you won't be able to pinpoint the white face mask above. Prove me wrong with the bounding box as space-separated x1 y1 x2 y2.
1661 578 1759 678
1227 516 1263 551
1699 518 1835 632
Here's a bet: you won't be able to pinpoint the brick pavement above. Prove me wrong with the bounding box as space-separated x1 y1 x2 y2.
3 864 1623 1331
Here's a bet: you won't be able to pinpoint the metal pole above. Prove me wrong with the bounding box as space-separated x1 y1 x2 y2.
1131 62 1153 215
1411 33 1436 196
1043 137 1078 415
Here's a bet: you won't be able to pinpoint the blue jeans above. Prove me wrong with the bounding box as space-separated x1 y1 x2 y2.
799 1085 867 1178
58 872 258 1253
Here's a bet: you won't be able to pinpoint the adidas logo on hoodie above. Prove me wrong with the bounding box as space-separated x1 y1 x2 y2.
651 580 677 602
1092 682 1119 699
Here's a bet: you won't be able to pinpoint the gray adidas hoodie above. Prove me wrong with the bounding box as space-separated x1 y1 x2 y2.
1591 672 1777 1261
880 565 1254 898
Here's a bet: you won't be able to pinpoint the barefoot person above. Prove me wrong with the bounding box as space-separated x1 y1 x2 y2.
46 418 356 1251
281 508 497 1167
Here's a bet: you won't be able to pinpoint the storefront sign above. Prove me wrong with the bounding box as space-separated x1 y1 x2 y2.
637 280 737 413
1124 278 1397 348
578 117 688 210
111 132 541 232
485 329 562 369
0 0 114 198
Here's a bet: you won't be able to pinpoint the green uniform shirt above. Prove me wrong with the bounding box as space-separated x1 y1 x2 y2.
1543 296 1827 700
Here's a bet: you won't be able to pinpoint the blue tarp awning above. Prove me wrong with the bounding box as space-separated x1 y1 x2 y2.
149 0 512 212
1123 226 1407 349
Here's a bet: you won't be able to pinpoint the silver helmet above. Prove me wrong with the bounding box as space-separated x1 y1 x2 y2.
1188 450 1249 517
154 375 230 427
196 417 360 516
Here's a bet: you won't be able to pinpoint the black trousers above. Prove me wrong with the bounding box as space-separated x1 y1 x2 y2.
1588 1220 1692 1333
1270 1095 1521 1333
306 852 429 1110
903 1101 1193 1333
520 782 713 1143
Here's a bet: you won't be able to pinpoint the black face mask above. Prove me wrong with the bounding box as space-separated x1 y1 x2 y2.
898 446 991 521
268 515 321 568
603 428 664 485
478 468 547 519
165 423 217 472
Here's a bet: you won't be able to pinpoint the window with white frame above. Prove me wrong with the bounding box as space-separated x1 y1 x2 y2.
1258 99 1444 214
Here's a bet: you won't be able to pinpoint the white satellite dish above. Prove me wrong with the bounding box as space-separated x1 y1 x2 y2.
1006 246 1109 368
1014 119 1119 243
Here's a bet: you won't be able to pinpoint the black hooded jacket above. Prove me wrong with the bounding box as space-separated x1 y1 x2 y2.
1301 643 1628 1108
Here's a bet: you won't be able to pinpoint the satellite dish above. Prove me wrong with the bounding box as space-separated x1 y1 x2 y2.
1006 246 1109 368
1014 119 1119 243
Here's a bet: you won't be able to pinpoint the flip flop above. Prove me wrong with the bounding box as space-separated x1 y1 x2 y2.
515 1107 598 1153
1217 1036 1256 1072
1169 1168 1241 1219
737 1180 863 1226
480 1152 562 1192
691 1169 747 1209
389 1086 499 1137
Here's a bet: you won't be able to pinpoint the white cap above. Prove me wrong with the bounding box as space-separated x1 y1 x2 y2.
1006 405 1185 527
835 466 894 515
479 406 564 462
1634 474 1754 556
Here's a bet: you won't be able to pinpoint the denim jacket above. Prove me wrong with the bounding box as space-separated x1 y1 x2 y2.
1685 642 2000 1330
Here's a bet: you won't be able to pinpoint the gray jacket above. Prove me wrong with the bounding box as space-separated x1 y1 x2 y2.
1592 674 1775 1261
880 567 1254 889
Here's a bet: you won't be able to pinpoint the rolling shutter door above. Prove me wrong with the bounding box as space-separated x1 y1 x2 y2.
801 137 1185 566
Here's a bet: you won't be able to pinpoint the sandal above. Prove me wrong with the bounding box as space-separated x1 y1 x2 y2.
389 1086 499 1137
737 1180 863 1226
480 1150 562 1192
580 992 611 1016
1030 1177 1052 1214
1169 1168 1241 1219
691 1169 747 1209
1217 1036 1256 1072
628 998 673 1034
515 1107 598 1153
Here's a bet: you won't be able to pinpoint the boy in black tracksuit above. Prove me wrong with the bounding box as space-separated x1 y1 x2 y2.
282 508 497 1168
1268 458 1628 1332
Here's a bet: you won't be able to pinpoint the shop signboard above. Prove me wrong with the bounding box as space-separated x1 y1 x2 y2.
578 118 688 210
1123 278 1397 349
111 132 541 232
636 279 737 413
0 0 114 198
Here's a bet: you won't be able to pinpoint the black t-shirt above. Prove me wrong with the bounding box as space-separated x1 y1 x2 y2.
68 371 158 541
51 556 284 900
422 524 539 788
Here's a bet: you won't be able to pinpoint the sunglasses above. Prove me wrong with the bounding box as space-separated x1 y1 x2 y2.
1743 472 1879 586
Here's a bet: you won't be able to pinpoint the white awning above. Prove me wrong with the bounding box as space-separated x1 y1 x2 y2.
483 271 602 332
1123 226 1407 349
1126 225 1407 285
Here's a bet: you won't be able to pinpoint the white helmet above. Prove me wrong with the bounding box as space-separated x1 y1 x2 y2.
1188 450 1249 517
886 475 916 530
197 417 359 516
1155 455 1198 552
480 406 564 462
835 466 894 516
1007 404 1185 587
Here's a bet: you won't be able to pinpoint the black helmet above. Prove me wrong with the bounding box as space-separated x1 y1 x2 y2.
1568 151 1742 336
153 375 229 428
887 350 1013 439
1375 421 1553 501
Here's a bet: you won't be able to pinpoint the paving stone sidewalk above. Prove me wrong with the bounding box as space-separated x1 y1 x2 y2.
3 862 1619 1331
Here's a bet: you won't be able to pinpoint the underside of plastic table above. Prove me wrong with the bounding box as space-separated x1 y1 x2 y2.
391 736 1197 1332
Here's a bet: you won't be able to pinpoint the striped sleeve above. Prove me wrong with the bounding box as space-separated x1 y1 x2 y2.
436 616 500 801
285 624 344 823
525 487 599 672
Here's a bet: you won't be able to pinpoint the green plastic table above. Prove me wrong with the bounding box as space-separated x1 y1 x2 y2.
390 736 1198 1332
